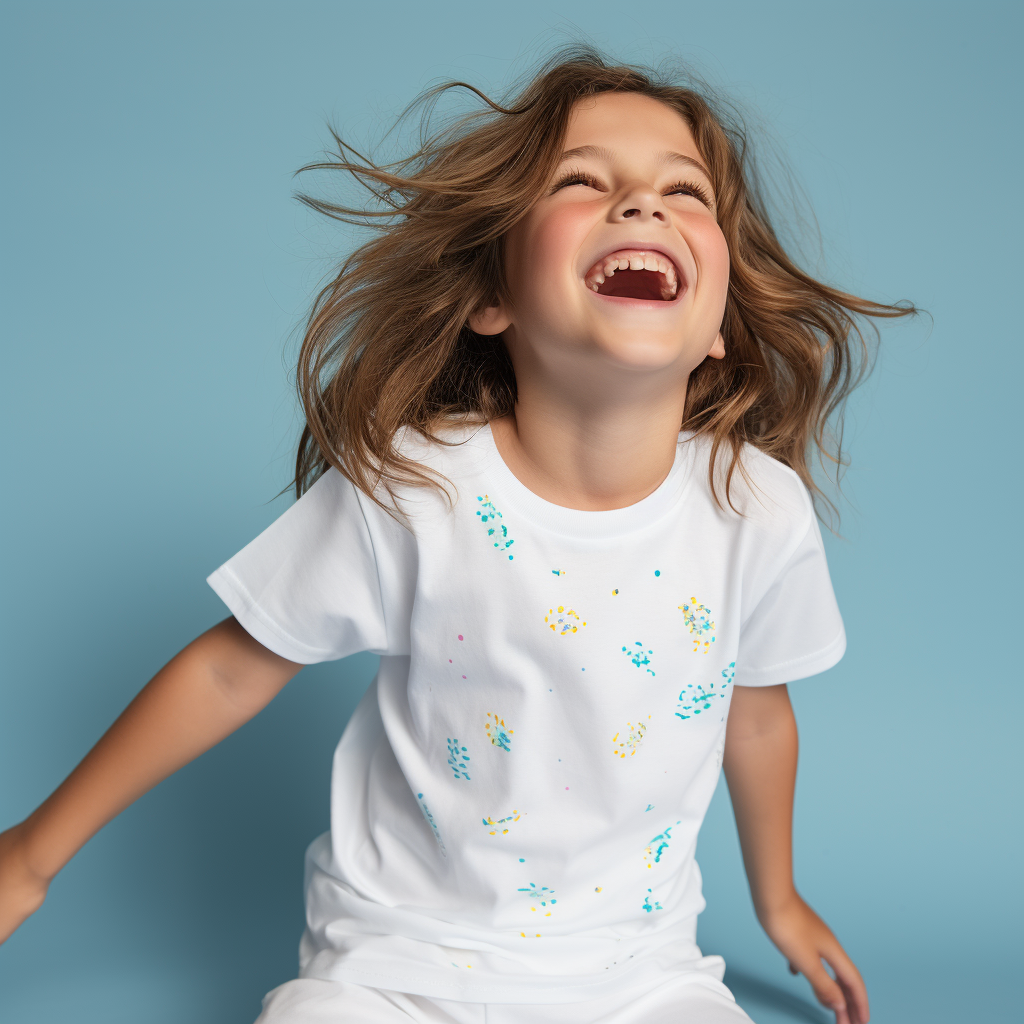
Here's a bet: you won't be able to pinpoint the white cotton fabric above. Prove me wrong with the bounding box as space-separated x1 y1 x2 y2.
207 421 844 1004
254 974 754 1023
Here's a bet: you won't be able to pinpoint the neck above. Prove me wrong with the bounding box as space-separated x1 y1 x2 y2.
489 369 689 512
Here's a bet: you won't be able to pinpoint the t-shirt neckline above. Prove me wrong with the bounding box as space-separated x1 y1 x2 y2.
472 421 695 539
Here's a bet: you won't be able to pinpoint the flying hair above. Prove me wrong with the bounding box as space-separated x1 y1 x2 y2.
290 46 917 526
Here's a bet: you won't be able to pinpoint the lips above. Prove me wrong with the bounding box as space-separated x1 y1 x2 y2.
583 248 682 301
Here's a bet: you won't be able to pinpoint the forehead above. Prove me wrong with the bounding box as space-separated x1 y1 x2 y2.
562 92 700 161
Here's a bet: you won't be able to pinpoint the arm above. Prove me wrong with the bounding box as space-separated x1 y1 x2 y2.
723 683 869 1024
0 616 302 945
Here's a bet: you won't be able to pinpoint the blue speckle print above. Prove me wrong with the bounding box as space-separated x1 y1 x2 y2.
517 883 557 911
622 642 655 676
643 822 681 868
416 793 446 857
476 494 515 560
642 888 664 912
446 738 471 780
675 664 733 720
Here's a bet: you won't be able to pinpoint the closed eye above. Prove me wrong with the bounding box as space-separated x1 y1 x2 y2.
550 169 715 209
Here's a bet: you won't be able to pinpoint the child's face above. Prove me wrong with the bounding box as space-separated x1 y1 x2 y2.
475 92 729 380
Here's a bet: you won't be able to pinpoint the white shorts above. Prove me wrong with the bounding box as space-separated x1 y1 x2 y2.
254 974 755 1024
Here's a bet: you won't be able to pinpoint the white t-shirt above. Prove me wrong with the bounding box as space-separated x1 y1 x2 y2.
207 421 845 1003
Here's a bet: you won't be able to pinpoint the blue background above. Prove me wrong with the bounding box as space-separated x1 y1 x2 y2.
2 2 1020 1022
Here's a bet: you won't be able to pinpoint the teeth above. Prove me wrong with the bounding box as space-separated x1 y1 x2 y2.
583 250 682 299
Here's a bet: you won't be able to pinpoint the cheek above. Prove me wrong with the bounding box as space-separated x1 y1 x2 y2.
689 218 731 301
509 204 594 303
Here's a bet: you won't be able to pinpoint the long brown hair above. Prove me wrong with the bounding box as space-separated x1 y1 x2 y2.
291 46 915 523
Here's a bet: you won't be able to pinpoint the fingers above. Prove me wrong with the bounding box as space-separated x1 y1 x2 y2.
797 956 849 1022
828 952 870 1023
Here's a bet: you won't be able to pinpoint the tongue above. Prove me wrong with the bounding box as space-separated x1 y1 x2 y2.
598 269 667 300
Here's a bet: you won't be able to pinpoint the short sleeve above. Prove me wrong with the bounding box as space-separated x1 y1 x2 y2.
206 469 388 664
733 512 846 687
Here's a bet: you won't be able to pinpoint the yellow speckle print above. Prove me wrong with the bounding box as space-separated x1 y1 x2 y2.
678 597 716 653
612 716 651 758
482 810 522 835
545 605 586 635
485 712 513 751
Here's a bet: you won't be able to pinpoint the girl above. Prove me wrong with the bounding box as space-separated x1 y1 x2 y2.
0 49 913 1024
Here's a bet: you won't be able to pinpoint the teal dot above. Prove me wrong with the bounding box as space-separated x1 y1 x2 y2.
654 570 661 576
519 857 525 862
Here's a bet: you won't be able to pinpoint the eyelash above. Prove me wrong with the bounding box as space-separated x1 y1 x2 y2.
550 167 713 208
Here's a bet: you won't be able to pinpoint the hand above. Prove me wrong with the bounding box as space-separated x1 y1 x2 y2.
0 822 51 945
759 892 869 1024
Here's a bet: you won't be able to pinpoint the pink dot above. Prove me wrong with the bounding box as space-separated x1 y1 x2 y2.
565 787 569 790
462 675 466 679
458 635 464 641
449 659 452 663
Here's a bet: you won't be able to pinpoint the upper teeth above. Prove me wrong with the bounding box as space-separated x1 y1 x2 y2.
583 250 680 300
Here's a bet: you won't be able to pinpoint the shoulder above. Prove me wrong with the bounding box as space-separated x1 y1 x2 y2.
357 417 491 522
686 433 815 541
391 416 490 470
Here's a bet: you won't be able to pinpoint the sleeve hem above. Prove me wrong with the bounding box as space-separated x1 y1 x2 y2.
206 565 339 665
732 624 846 687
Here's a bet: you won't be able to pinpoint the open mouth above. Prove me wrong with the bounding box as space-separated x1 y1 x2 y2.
583 249 681 301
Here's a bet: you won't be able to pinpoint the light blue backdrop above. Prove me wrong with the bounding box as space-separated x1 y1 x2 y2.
1 2 1020 1022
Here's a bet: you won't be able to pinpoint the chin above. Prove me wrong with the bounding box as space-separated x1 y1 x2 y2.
595 336 690 372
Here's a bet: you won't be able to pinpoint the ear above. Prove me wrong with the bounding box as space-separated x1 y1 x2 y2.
468 301 512 336
706 331 726 360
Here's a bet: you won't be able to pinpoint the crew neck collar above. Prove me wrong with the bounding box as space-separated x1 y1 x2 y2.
470 421 695 540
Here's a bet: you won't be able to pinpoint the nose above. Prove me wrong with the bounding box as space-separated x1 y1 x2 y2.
611 183 669 224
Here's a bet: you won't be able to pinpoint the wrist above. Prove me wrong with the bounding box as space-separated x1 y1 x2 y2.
16 812 71 883
753 885 801 927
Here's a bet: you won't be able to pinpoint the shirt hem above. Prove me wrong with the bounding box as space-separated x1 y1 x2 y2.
301 954 729 1004
206 566 337 664
732 624 846 687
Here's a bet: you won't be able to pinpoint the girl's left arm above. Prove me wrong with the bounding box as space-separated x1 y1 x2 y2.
723 683 870 1024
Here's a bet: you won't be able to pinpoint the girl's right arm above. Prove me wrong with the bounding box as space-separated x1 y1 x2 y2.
0 616 303 945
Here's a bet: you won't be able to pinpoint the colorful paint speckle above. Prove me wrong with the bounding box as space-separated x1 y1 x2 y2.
485 712 513 751
551 569 566 576
545 605 586 635
518 883 557 915
446 738 471 780
675 664 733 720
679 597 716 654
476 494 514 560
622 642 655 675
416 793 446 857
642 888 664 912
643 823 681 868
612 716 651 758
483 810 522 836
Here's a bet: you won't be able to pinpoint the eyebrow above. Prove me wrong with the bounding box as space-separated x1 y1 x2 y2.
559 145 713 182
